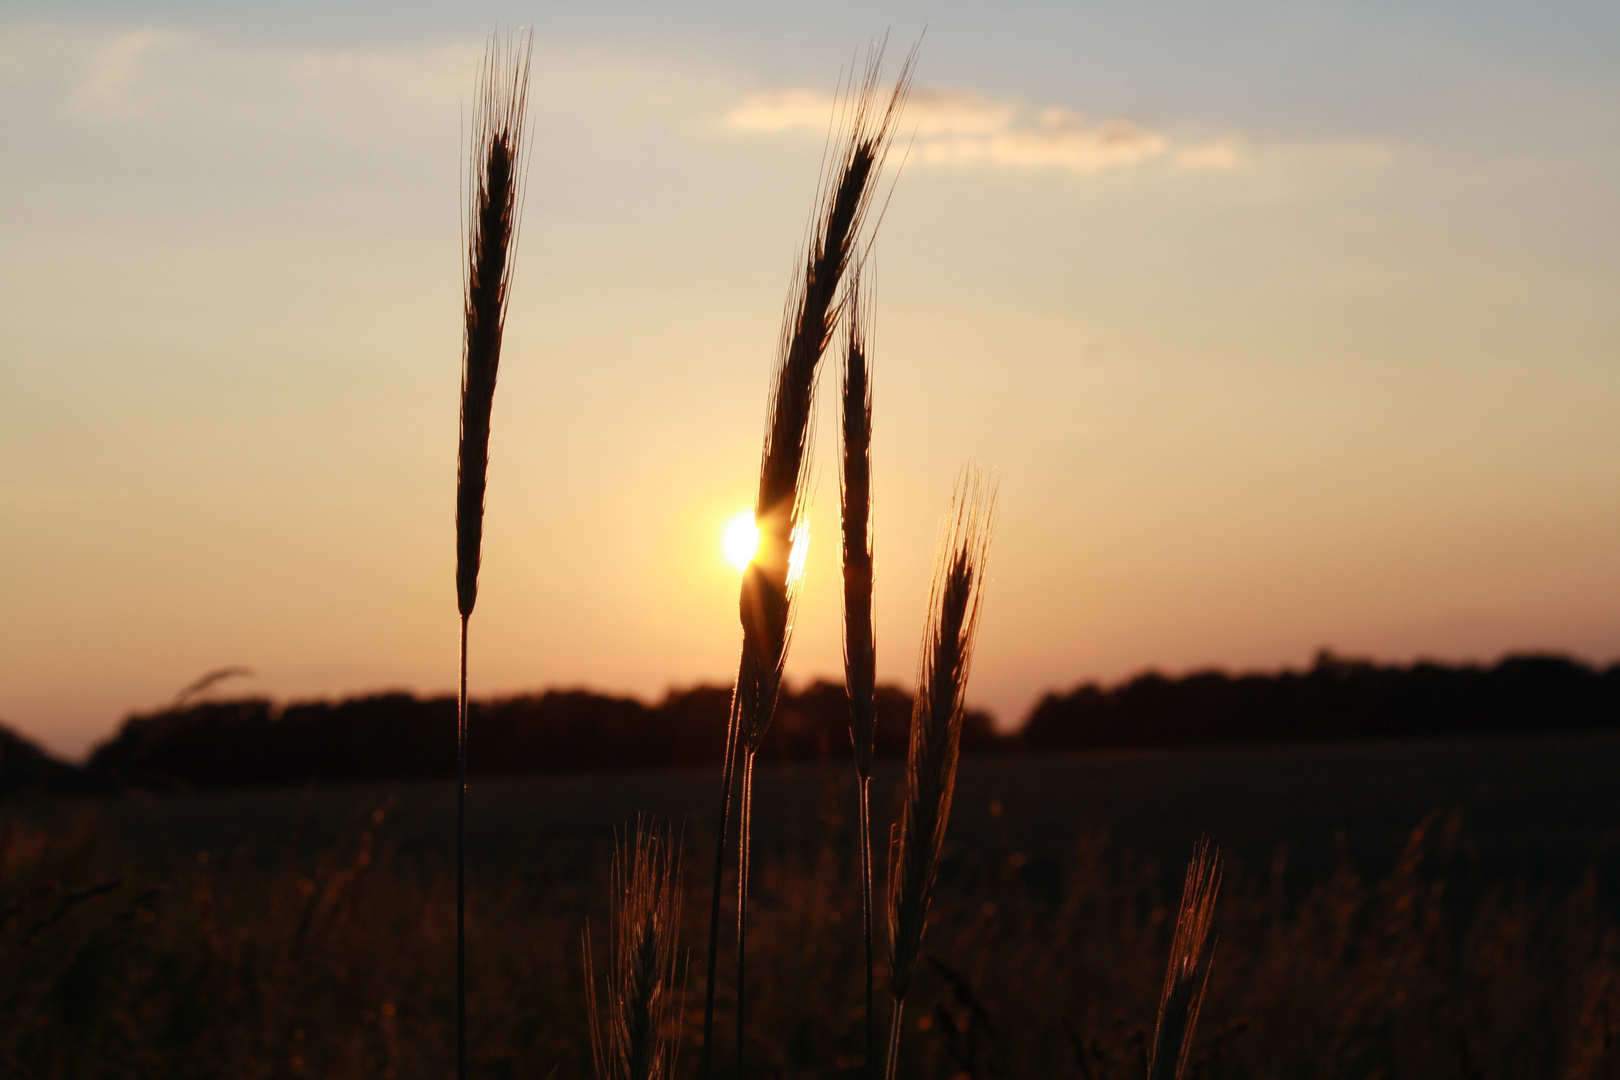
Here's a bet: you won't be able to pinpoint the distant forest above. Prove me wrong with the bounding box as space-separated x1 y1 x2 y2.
2 652 1616 796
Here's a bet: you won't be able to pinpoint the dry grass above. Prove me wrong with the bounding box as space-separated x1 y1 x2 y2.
736 44 913 757
585 822 684 1080
455 30 532 1080
885 472 996 1080
1146 843 1221 1080
4 801 1617 1078
840 261 877 783
840 261 879 1074
456 30 531 622
702 42 915 1080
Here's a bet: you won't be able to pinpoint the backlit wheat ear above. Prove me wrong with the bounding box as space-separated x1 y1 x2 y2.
737 45 914 755
841 263 876 781
884 471 996 1080
453 28 532 1080
1147 842 1222 1080
456 31 531 622
586 822 686 1080
839 261 879 1074
700 40 916 1080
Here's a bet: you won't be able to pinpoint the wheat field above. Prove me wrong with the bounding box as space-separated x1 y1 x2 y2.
4 736 1619 1078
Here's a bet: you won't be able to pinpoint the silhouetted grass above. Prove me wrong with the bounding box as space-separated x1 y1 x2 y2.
702 42 914 1080
839 261 878 1075
885 473 995 1080
1146 843 1220 1080
455 31 532 1080
586 822 684 1080
3 793 1617 1078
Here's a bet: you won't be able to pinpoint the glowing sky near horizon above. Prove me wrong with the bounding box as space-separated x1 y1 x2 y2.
2 1 1618 758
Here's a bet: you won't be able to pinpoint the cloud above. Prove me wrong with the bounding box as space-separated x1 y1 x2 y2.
727 85 1244 175
79 28 184 110
0 22 483 130
1 22 726 148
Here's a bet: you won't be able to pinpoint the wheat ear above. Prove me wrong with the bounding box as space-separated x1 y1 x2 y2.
698 41 914 1080
1147 843 1222 1080
883 472 996 1080
585 822 686 1080
455 29 530 1080
839 262 878 1075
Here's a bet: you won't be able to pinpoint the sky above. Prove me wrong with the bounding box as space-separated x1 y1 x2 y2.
2 2 1618 759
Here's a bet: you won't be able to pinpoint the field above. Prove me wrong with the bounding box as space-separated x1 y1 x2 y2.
6 733 1620 1078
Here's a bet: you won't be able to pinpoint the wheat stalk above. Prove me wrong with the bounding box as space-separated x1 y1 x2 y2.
1147 842 1222 1080
699 41 914 1080
839 262 878 1075
585 822 685 1080
454 28 531 1080
883 472 996 1080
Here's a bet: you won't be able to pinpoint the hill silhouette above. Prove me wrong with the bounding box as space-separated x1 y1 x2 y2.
26 682 1000 795
1026 651 1620 751
2 653 1616 796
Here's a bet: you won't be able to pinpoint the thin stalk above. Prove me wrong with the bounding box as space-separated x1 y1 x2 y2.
858 776 875 1076
735 748 756 1079
458 616 469 1080
698 667 745 1079
882 998 904 1080
840 263 876 1077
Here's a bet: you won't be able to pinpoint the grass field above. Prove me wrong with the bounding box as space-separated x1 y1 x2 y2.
20 732 1620 893
6 733 1620 1077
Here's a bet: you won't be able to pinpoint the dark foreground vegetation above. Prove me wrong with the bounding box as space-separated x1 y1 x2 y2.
2 654 1617 798
5 736 1620 1078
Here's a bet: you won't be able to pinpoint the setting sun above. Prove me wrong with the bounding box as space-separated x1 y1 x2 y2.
722 510 760 571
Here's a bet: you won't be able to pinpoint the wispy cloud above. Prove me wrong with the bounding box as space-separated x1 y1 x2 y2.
1 22 724 145
728 86 1244 174
0 22 482 130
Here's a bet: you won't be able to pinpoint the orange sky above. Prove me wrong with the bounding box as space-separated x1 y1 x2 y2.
3 4 1618 758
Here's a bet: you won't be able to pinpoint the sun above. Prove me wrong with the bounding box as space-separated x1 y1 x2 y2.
722 510 760 571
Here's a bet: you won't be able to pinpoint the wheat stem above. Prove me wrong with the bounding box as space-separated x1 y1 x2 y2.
881 997 904 1080
735 747 756 1079
457 615 469 1080
840 262 877 1076
453 31 530 1080
858 775 876 1076
697 665 744 1079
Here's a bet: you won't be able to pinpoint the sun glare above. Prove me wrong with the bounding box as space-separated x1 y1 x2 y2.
723 510 761 571
788 521 810 585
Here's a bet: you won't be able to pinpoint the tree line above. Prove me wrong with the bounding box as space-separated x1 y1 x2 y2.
2 652 1616 796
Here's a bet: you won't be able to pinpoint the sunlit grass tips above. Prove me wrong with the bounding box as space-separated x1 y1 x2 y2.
1147 842 1222 1080
585 821 686 1080
884 470 996 1080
